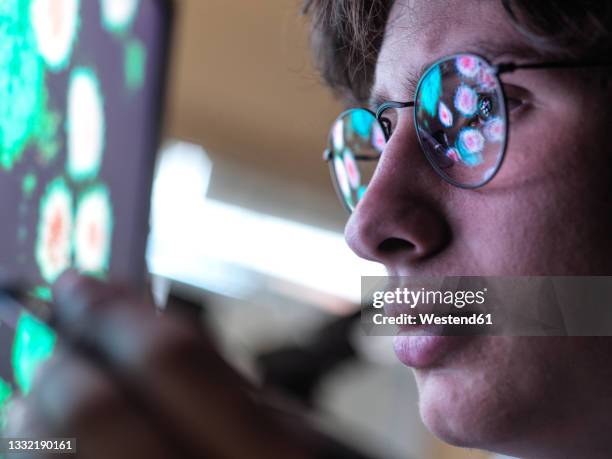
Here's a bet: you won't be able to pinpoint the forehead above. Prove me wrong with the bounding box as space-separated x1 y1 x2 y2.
373 0 534 102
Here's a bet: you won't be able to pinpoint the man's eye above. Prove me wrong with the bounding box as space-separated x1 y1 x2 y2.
506 97 524 112
380 116 395 136
478 95 495 118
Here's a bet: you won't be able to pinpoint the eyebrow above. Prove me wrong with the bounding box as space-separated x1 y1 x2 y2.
368 61 429 110
367 41 543 111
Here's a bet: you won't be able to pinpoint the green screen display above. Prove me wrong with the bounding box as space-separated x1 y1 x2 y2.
0 0 170 421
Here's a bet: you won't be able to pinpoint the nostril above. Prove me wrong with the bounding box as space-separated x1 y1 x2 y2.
378 237 415 255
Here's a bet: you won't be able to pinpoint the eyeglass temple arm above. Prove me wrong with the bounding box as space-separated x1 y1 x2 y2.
375 101 415 138
323 149 379 162
496 60 612 75
375 101 414 119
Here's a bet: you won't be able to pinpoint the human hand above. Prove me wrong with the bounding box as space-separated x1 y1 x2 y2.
4 273 313 459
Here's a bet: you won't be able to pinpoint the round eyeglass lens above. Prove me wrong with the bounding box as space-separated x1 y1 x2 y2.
327 109 386 211
415 54 507 188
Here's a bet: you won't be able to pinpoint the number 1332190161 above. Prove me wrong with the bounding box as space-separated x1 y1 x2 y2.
2 438 76 455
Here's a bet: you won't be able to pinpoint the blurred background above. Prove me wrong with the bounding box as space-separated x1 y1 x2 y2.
147 1 501 458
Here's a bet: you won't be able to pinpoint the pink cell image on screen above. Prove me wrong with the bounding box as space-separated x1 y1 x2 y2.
48 212 66 263
454 84 478 117
371 122 386 152
31 0 79 70
334 155 351 198
478 67 497 92
456 55 480 78
446 147 461 162
74 186 113 274
484 117 505 143
343 150 361 189
459 128 485 155
439 101 454 128
36 178 73 282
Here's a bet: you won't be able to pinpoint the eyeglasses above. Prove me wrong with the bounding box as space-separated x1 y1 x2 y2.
323 52 612 213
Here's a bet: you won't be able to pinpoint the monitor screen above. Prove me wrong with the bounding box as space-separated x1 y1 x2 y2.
0 0 172 420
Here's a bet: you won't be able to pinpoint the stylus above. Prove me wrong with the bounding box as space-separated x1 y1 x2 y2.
0 285 202 459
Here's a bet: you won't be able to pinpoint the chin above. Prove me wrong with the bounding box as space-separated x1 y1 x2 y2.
412 337 549 451
416 369 511 449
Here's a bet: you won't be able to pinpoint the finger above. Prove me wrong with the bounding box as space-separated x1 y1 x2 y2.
52 272 151 320
3 397 67 459
96 310 309 459
53 274 221 353
52 279 307 458
4 396 54 438
26 347 177 459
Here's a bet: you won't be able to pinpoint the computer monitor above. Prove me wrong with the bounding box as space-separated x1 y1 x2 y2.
0 0 172 413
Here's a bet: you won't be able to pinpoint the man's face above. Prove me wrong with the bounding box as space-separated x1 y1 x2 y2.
344 0 612 455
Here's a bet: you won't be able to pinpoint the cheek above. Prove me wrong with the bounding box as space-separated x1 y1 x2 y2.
443 194 556 275
501 85 612 190
495 108 581 185
446 108 612 275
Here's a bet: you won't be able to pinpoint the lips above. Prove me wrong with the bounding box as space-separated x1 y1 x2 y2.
376 278 486 368
393 331 473 369
383 291 476 369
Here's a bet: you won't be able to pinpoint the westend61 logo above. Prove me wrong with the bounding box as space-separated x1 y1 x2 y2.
372 287 488 309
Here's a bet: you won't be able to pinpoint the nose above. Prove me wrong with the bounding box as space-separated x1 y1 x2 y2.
344 123 451 270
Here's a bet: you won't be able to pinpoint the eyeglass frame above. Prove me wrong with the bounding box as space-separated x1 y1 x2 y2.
323 52 612 213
